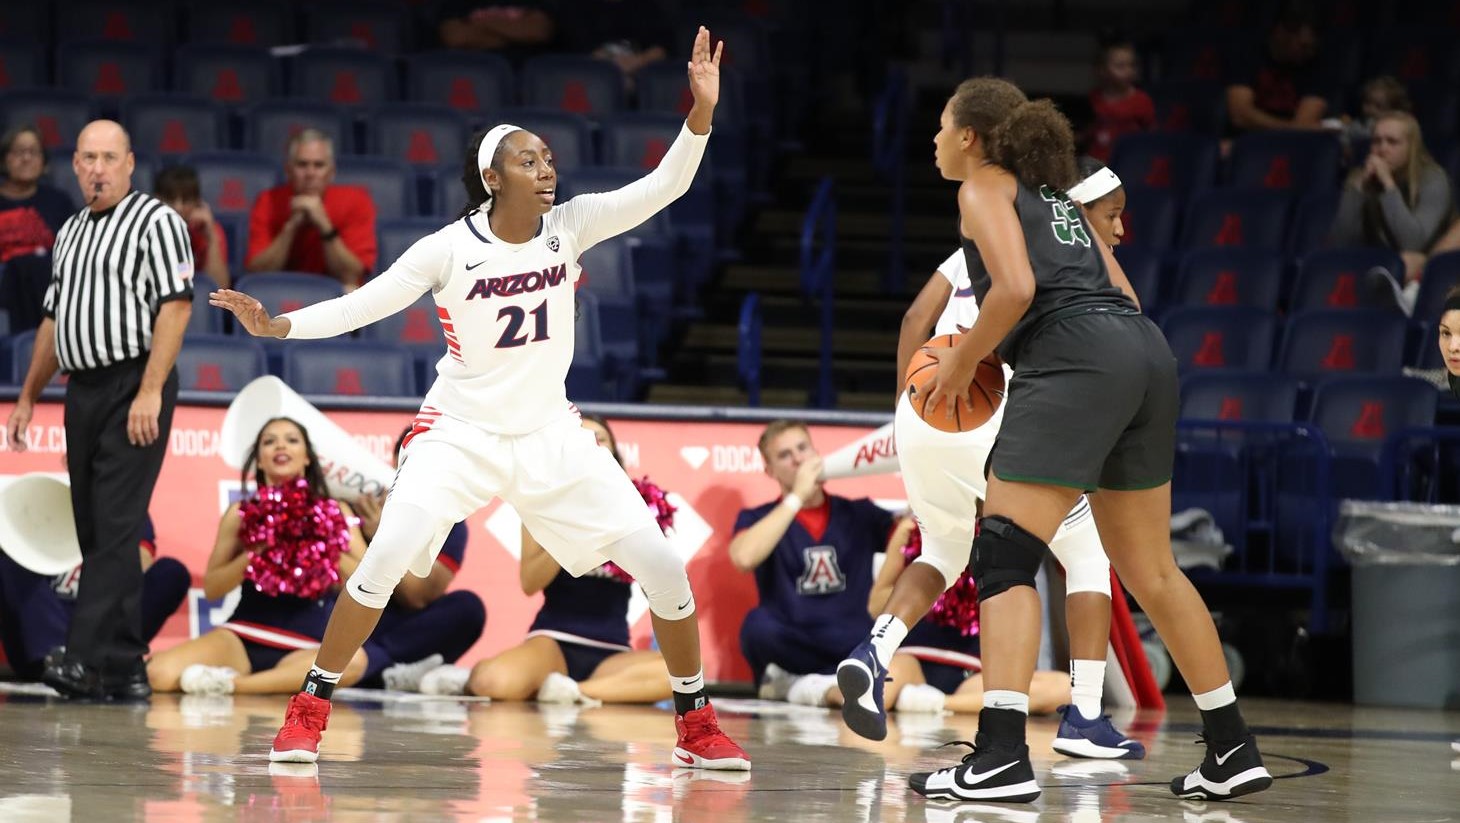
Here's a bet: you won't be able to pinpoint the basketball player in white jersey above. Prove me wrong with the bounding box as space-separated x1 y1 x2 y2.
835 166 1144 760
210 27 749 771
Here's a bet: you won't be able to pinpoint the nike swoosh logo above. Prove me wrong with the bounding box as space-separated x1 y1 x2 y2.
676 598 691 611
679 676 702 687
358 585 387 595
465 260 487 270
1214 743 1245 766
953 760 1018 789
675 753 694 765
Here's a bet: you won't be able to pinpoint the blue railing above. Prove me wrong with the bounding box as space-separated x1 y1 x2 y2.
1173 419 1335 633
872 66 909 295
737 292 762 407
1380 426 1460 502
800 177 836 408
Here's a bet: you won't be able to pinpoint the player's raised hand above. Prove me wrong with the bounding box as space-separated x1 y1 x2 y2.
687 26 723 109
209 289 286 338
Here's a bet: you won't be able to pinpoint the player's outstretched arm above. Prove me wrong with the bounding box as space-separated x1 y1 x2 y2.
210 289 292 338
684 25 723 136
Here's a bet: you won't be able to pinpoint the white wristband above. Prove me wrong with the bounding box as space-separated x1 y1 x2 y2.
781 492 803 513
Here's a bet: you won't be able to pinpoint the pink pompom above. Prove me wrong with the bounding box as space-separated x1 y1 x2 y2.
899 523 980 637
238 478 351 599
633 476 677 535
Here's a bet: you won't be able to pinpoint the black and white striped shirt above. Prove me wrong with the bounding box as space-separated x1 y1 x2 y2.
42 190 194 372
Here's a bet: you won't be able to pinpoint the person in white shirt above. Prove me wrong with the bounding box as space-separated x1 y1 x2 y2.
210 27 749 771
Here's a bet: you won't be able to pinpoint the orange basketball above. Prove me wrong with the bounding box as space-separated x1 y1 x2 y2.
904 334 1005 433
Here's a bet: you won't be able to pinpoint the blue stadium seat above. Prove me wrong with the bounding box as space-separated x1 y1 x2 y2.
359 293 445 393
1409 81 1460 142
302 1 410 53
1148 79 1225 134
430 165 469 219
176 334 266 391
491 109 596 169
246 102 353 155
1117 187 1180 251
1412 251 1460 322
1229 132 1342 192
637 61 749 136
1277 309 1408 380
0 40 46 93
185 274 224 336
1171 249 1284 311
568 290 608 401
403 51 515 116
521 55 625 116
289 47 397 109
334 156 413 220
1309 375 1439 498
1288 193 1339 256
185 1 294 47
1180 371 1301 422
174 45 278 109
377 218 441 269
56 0 171 45
1112 244 1163 312
190 151 279 217
234 272 344 318
0 308 9 338
212 212 247 276
1109 133 1218 195
1161 306 1277 372
0 5 48 44
58 41 161 103
6 330 64 387
579 238 639 380
123 95 228 157
284 341 417 397
368 104 468 169
1160 30 1241 82
1180 189 1292 251
599 112 690 171
1290 248 1405 312
0 90 96 151
1366 28 1460 85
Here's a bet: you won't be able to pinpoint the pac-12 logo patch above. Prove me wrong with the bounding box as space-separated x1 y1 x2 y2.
546 235 560 252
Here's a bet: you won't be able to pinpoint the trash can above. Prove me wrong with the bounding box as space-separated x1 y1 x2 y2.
1337 501 1460 709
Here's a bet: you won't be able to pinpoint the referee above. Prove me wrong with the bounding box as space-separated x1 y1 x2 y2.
4 120 192 701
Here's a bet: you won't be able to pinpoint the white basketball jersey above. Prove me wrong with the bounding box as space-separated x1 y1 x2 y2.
933 249 979 336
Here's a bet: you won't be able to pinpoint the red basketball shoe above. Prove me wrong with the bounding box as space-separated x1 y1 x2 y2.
672 703 751 770
269 692 331 763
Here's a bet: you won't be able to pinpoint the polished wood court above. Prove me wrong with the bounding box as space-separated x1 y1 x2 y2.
0 685 1455 822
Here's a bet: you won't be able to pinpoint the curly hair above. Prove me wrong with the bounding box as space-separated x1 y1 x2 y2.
947 77 1028 140
987 99 1080 192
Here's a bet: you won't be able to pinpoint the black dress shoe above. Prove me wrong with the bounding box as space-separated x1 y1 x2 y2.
42 658 104 700
103 662 153 702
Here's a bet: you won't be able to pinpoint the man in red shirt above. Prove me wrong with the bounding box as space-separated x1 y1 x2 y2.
245 129 376 289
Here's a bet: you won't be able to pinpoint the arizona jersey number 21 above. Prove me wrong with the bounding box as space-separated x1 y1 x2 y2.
496 301 549 348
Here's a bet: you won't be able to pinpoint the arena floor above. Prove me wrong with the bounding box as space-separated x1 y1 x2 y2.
0 686 1455 822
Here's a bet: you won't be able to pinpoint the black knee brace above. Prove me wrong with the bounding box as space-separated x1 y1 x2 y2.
970 515 1048 602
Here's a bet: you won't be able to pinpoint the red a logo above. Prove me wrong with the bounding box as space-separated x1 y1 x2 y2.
401 308 435 343
103 11 134 40
93 62 127 95
1206 271 1239 305
194 364 227 391
160 120 191 154
406 130 438 164
1145 156 1172 187
1350 401 1386 439
1326 273 1358 307
561 81 592 114
1193 331 1227 367
349 22 377 50
1218 396 1244 420
228 16 258 45
1263 155 1292 188
640 138 668 168
1213 214 1244 246
37 116 60 148
448 77 478 110
334 368 365 395
331 71 362 104
219 179 247 211
1320 334 1356 370
213 68 244 102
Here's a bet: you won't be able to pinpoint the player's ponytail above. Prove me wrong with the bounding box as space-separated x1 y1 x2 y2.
460 129 493 219
947 77 1027 143
987 99 1080 193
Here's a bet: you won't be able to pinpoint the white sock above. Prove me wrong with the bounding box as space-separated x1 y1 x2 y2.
670 667 705 694
787 673 837 707
1192 681 1237 711
1070 659 1106 720
869 614 909 668
982 689 1030 715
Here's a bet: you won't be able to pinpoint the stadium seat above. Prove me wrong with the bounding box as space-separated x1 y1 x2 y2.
175 334 267 391
359 293 445 392
1171 249 1284 311
190 151 280 217
1180 371 1301 422
303 1 409 53
1147 79 1225 134
56 0 170 45
521 55 625 116
185 1 294 47
0 91 96 151
58 41 161 103
579 238 639 379
430 165 469 219
212 212 247 275
0 5 48 44
1160 30 1241 82
637 61 749 135
185 274 224 336
557 169 672 240
1277 309 1408 379
6 330 64 387
1290 248 1405 312
1117 186 1180 251
490 109 596 169
1308 375 1439 498
1229 132 1342 191
568 290 608 401
246 101 353 155
1180 189 1291 251
1366 28 1460 84
1288 193 1339 256
174 45 278 108
599 112 690 170
403 51 515 116
0 40 45 93
289 47 397 109
1109 133 1218 195
234 272 344 318
1412 251 1460 322
1112 244 1163 312
122 95 228 157
368 104 468 169
1409 80 1460 142
1161 306 1277 371
377 219 441 269
333 157 414 220
284 341 417 397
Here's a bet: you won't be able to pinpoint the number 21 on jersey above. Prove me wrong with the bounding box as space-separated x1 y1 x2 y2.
496 301 549 347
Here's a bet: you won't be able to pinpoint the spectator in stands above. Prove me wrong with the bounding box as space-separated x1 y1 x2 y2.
1328 75 1411 158
0 514 189 683
0 124 76 332
438 1 558 63
561 1 672 88
1439 286 1460 398
155 165 230 288
1225 1 1327 135
728 420 898 695
245 130 376 290
1332 112 1457 315
1082 35 1154 163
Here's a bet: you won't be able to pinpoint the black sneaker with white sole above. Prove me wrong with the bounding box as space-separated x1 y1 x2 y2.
1169 733 1273 801
908 735 1041 804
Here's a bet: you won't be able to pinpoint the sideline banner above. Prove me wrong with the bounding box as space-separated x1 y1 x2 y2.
0 401 906 683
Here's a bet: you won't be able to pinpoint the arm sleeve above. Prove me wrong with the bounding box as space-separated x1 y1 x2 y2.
148 209 196 302
281 231 449 338
1378 169 1453 252
556 122 709 251
937 249 966 287
341 189 379 272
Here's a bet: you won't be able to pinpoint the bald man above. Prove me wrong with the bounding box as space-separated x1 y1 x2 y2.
5 120 194 701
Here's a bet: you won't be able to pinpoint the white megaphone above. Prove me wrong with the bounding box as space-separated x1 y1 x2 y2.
0 474 83 575
820 421 900 480
220 376 395 503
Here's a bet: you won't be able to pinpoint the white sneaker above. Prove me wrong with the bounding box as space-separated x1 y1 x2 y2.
536 671 584 704
381 654 445 692
1452 740 1460 754
179 664 236 696
786 673 837 707
418 664 470 696
757 663 796 701
892 683 946 714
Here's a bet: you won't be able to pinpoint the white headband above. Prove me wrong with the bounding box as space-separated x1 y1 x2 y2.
476 123 523 205
1068 167 1122 205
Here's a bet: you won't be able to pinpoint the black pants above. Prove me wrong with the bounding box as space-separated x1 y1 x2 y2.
62 358 177 671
